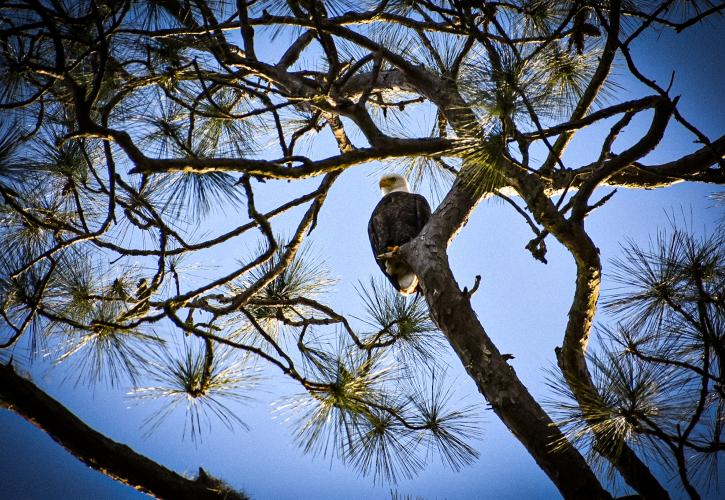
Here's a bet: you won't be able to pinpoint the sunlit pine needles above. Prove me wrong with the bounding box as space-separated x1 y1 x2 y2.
356 277 444 371
47 254 159 387
279 347 396 458
407 371 482 471
277 337 482 483
545 349 680 457
131 337 261 442
227 239 336 343
280 352 423 483
138 96 247 220
605 226 724 348
549 222 724 490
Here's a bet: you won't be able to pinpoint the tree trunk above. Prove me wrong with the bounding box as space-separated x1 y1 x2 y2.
401 181 611 499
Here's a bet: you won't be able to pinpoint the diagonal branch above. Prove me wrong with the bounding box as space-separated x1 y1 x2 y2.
540 0 622 173
510 164 671 498
0 362 248 500
400 178 612 499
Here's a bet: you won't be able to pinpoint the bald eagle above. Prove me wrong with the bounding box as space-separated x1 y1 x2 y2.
368 174 431 295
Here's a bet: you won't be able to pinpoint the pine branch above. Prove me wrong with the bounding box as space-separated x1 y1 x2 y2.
0 362 248 500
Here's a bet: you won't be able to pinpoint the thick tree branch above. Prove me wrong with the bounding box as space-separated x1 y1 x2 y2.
511 164 671 498
557 134 725 191
401 178 612 499
122 138 455 177
540 0 622 173
0 362 248 500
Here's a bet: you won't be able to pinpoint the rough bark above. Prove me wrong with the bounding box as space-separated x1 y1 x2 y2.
0 362 247 500
560 243 670 500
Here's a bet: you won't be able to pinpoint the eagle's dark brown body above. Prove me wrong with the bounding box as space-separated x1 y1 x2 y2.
368 191 431 293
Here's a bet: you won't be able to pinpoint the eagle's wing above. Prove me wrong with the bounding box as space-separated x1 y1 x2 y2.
412 193 432 234
368 198 391 279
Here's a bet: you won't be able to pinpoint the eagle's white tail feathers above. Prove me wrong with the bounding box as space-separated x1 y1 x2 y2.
385 260 418 295
397 273 418 295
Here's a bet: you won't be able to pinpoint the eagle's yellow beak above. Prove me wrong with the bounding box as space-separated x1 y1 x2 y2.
379 177 392 188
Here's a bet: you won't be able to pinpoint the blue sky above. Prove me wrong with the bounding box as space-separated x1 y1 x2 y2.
1 8 724 500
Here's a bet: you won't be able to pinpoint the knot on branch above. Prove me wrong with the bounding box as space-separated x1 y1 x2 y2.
462 275 481 298
526 232 548 264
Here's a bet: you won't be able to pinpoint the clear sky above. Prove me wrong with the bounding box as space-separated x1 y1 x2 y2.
1 8 723 500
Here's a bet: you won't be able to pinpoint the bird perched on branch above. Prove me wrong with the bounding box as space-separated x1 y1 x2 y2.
368 174 431 295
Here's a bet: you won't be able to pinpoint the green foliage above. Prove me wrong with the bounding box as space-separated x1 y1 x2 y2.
356 277 444 369
459 38 606 128
458 136 509 196
547 348 681 455
249 239 336 305
227 238 337 343
407 373 482 471
279 341 481 483
54 299 156 387
606 225 724 339
43 253 158 386
1 0 719 496
131 337 260 442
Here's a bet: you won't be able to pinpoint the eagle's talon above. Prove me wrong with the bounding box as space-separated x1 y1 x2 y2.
377 245 402 260
376 251 396 260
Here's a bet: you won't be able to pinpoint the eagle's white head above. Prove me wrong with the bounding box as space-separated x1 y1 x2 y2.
378 173 410 196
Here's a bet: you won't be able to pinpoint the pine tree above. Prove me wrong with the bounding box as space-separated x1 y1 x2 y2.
1 1 723 498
